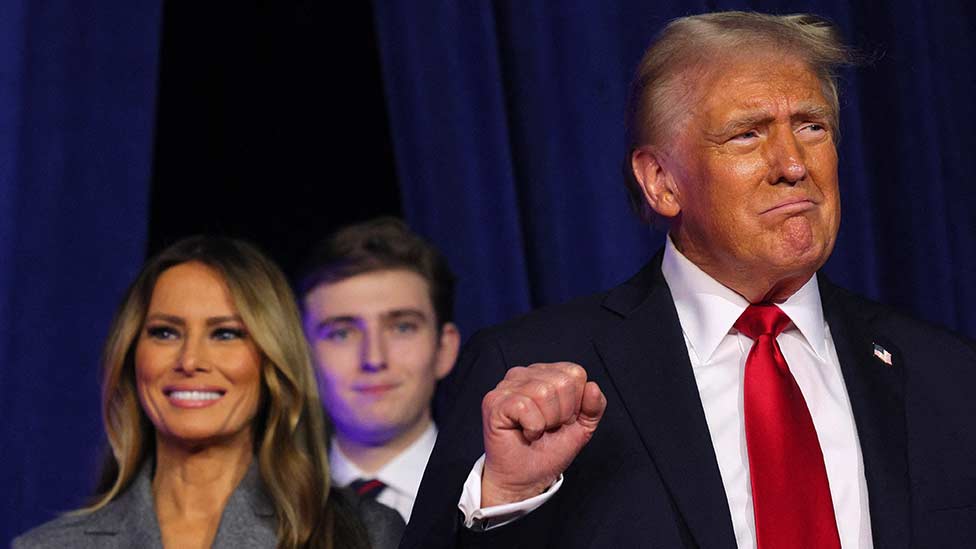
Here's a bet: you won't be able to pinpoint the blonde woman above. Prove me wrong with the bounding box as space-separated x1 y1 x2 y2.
14 236 403 548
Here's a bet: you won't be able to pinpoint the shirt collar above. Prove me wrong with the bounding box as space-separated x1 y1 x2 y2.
329 423 438 499
776 271 828 360
661 235 828 363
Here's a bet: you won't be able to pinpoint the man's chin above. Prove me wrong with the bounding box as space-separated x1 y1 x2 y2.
337 421 403 446
768 224 834 270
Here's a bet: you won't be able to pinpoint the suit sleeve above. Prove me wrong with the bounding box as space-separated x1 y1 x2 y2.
399 330 561 548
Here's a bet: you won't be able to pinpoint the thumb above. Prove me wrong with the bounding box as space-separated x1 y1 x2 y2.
577 381 606 430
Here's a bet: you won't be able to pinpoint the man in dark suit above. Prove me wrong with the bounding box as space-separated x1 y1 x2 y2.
401 11 976 549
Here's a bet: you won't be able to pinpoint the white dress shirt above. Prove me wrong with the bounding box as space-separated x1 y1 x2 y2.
331 423 437 523
459 237 875 548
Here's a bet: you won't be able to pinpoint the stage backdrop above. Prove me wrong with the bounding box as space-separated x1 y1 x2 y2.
372 0 976 341
0 1 161 545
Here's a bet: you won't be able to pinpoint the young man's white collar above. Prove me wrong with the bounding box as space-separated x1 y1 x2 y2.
330 423 437 523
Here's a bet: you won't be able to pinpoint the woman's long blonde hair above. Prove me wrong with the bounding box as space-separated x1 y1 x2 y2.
88 236 346 548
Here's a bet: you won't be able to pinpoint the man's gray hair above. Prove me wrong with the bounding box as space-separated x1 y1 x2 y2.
624 11 854 224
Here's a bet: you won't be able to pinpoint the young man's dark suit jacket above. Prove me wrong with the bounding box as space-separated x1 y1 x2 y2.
401 255 976 549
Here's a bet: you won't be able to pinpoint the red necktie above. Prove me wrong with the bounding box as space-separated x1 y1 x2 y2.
349 478 387 500
735 304 840 549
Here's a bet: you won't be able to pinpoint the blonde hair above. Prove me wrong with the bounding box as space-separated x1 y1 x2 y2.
89 236 343 548
624 11 854 223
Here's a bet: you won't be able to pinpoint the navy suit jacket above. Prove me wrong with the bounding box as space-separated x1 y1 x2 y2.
401 257 976 548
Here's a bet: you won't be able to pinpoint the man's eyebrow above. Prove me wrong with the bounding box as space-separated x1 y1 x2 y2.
384 309 429 321
310 310 428 332
317 315 360 328
708 112 776 138
790 103 833 123
709 103 834 138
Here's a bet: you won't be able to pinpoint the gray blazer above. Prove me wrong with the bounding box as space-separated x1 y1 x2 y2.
14 460 404 548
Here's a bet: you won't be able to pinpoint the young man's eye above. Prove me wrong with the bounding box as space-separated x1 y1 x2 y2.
146 325 178 340
323 327 353 342
212 327 246 341
392 322 419 334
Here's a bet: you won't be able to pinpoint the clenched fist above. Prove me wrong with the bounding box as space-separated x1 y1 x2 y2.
480 362 606 507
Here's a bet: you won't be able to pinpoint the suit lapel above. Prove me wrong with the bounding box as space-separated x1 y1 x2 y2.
821 279 910 549
594 263 736 549
83 461 164 548
212 462 277 549
81 459 277 548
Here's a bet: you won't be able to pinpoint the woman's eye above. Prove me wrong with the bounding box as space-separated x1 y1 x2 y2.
146 326 178 340
212 327 246 341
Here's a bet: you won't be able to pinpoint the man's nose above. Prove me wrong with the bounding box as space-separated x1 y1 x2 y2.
361 330 388 372
767 128 807 184
176 335 210 374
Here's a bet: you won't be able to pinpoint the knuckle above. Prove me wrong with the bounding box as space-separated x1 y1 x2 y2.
482 386 509 409
566 363 587 381
495 378 516 392
511 397 530 414
553 376 576 395
528 362 555 372
481 391 498 412
532 383 554 401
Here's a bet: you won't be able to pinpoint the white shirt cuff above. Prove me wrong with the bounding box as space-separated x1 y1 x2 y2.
457 454 563 531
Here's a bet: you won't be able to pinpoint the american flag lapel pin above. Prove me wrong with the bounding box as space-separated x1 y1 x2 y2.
872 343 893 366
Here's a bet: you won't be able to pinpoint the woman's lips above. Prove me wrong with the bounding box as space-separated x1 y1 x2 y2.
163 386 226 408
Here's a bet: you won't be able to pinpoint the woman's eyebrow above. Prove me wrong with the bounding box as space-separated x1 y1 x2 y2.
145 313 184 325
206 315 243 326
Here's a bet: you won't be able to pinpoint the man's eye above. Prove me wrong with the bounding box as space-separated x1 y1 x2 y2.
731 130 759 141
212 327 246 341
392 322 419 334
146 325 178 340
800 123 827 134
323 327 353 342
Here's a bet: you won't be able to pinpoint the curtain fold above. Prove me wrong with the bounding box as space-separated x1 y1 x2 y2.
0 1 162 544
373 1 534 331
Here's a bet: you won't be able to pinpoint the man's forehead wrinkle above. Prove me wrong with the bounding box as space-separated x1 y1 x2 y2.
702 79 832 124
655 53 829 152
710 100 831 128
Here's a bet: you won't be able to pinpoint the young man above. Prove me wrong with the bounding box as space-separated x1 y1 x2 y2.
298 217 460 523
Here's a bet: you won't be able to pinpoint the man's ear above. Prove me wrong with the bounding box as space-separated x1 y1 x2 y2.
434 322 460 380
631 147 681 218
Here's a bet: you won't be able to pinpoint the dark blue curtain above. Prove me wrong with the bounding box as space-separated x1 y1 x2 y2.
372 1 976 341
0 1 161 544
